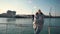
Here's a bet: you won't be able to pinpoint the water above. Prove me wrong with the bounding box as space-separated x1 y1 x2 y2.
0 18 60 34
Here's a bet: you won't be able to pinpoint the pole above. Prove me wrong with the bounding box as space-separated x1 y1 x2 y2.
48 7 52 34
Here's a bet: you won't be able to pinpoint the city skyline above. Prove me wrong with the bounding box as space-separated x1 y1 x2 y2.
0 0 60 16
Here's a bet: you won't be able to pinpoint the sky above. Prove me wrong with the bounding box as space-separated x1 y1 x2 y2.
0 0 60 16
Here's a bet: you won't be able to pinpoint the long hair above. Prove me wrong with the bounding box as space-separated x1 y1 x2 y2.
36 12 38 15
38 9 43 15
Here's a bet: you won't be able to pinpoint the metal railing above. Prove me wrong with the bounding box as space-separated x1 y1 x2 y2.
0 23 33 34
48 26 60 34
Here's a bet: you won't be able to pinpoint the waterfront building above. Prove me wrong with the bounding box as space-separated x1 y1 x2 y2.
7 10 16 17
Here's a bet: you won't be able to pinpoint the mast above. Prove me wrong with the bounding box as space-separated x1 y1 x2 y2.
48 7 52 34
49 7 52 18
49 7 52 25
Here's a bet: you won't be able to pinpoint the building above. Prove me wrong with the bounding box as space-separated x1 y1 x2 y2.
7 10 16 17
0 10 16 18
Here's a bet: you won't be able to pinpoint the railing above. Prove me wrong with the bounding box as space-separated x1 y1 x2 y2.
0 23 33 34
48 26 60 34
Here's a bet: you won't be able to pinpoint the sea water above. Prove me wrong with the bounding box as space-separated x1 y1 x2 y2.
0 18 60 34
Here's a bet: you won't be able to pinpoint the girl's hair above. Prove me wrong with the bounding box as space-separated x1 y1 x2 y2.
36 12 38 15
38 9 43 15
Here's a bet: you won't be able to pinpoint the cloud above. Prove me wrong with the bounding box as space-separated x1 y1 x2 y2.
28 0 32 4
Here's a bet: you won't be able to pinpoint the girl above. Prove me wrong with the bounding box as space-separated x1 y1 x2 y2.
33 9 44 34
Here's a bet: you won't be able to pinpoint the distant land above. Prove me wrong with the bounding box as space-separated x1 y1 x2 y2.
0 10 60 18
0 14 60 18
15 15 60 18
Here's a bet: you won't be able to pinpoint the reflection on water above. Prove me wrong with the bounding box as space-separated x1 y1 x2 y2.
1 18 33 34
7 18 16 22
6 18 16 25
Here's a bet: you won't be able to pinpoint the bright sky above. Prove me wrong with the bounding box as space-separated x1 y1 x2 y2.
0 0 60 16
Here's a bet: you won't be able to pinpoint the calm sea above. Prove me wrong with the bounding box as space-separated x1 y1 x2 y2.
0 18 60 34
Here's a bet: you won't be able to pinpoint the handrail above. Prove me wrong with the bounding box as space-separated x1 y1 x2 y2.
48 26 60 34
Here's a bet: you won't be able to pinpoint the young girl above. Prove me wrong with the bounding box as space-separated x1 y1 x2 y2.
33 9 44 34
